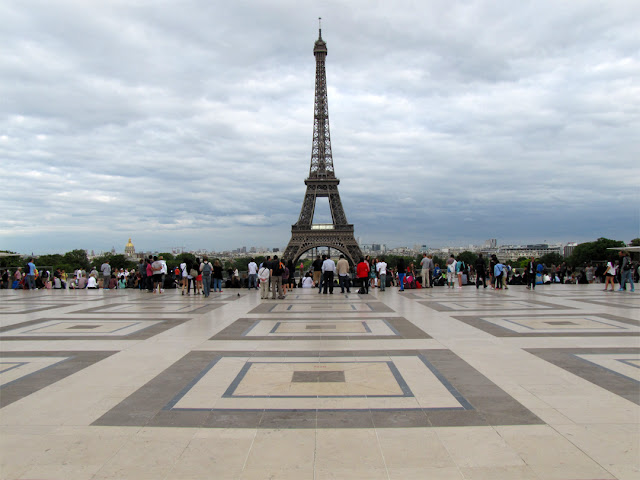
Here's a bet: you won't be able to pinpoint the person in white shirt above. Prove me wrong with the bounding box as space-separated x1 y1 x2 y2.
257 264 271 299
302 272 314 288
247 260 258 290
376 259 388 291
87 276 98 289
321 255 336 294
180 261 188 295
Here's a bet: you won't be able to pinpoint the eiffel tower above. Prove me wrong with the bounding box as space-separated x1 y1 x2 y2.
283 24 363 266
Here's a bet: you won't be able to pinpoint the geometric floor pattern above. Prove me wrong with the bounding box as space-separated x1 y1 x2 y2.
1 284 638 479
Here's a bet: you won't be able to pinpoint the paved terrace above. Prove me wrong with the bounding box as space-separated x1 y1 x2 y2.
0 284 638 479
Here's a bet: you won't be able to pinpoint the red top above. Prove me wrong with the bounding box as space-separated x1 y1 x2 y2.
357 262 369 278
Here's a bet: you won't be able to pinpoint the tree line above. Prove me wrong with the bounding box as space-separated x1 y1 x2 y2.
1 237 637 273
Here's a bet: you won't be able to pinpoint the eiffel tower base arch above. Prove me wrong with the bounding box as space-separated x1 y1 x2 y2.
283 227 362 267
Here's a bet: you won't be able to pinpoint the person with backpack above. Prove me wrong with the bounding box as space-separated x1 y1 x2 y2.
269 255 285 299
200 257 213 297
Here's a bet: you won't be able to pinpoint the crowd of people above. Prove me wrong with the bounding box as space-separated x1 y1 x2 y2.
2 251 637 294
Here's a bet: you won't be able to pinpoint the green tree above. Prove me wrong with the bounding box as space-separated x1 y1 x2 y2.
538 252 564 267
36 254 64 271
158 252 175 262
456 251 477 267
175 252 197 265
568 237 625 267
63 249 90 271
92 253 136 271
517 257 530 269
630 238 640 247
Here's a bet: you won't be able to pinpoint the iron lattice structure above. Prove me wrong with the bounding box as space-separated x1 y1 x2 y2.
283 29 363 266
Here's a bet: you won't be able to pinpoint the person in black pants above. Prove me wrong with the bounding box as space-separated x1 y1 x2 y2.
525 257 537 290
475 254 487 288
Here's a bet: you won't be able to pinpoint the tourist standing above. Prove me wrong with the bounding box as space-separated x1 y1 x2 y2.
357 257 370 294
258 262 270 299
100 260 111 290
26 258 37 290
322 254 336 294
376 258 388 291
282 262 290 295
180 259 188 295
619 251 635 292
247 259 258 290
200 257 213 297
270 255 285 299
525 257 537 290
397 257 407 291
475 254 487 289
336 254 351 293
420 253 429 288
446 255 456 289
585 264 595 284
151 256 163 294
603 260 616 291
456 258 465 289
212 259 224 293
312 255 323 287
493 261 504 290
317 255 327 293
145 257 154 292
195 258 203 294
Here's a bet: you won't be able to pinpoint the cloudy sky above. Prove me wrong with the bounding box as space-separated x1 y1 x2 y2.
1 0 639 255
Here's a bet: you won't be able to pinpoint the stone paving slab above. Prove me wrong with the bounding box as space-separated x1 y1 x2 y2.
0 284 638 479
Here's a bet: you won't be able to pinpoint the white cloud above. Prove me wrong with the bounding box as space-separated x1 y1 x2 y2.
1 0 639 254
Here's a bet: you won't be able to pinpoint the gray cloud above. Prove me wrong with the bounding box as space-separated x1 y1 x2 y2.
1 0 639 254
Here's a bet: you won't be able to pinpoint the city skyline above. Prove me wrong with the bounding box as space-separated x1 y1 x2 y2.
1 1 639 255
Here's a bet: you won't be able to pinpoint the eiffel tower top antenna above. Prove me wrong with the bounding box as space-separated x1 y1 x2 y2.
318 17 322 37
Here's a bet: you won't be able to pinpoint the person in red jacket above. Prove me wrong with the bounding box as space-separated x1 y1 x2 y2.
357 257 370 294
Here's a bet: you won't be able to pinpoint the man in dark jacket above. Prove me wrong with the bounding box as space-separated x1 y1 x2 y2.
475 254 487 289
270 255 285 299
525 257 537 290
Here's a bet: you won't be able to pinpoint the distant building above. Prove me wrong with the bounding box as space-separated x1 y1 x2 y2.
495 244 563 262
124 238 135 257
563 243 578 257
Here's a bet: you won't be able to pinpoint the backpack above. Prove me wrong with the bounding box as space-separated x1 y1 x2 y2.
202 262 212 276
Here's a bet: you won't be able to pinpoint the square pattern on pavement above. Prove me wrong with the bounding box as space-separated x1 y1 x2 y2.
1 284 638 479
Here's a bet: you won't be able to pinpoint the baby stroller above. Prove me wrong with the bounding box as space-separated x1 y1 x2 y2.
432 271 446 287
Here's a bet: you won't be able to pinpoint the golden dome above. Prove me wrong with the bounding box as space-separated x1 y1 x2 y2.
126 238 134 247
